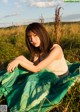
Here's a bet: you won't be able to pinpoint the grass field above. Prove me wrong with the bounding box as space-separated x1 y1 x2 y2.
0 22 80 112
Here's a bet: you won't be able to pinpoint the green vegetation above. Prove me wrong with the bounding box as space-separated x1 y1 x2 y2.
0 22 80 112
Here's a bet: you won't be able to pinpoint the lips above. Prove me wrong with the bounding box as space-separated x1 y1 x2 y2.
33 42 39 47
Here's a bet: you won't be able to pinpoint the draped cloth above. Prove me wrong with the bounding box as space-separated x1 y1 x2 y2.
0 61 80 112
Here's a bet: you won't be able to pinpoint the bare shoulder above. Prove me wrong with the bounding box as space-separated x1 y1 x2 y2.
51 44 62 50
50 44 63 59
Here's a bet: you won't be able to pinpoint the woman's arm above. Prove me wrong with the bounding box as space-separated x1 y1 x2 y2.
15 55 33 65
7 55 33 72
7 45 63 73
19 45 62 73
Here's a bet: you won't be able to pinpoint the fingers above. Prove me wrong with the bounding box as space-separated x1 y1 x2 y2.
7 60 19 73
7 61 16 73
7 63 15 73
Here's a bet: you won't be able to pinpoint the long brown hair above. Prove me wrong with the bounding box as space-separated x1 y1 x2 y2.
25 22 53 57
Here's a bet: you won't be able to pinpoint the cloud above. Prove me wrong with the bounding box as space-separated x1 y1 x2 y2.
2 0 8 4
20 0 63 8
0 13 20 20
62 14 80 21
30 1 57 7
14 2 22 8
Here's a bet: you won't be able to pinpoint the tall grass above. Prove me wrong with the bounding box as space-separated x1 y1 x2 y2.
0 22 80 64
54 6 62 44
0 22 80 112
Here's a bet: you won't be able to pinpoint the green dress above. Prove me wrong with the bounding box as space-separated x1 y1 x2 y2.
0 61 80 112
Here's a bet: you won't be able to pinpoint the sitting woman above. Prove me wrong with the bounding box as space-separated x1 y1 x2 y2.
7 22 68 77
0 22 79 112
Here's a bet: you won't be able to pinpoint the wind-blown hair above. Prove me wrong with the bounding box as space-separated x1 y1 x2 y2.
25 22 53 57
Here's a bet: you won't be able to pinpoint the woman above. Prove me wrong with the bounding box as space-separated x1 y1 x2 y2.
0 22 71 112
7 22 68 77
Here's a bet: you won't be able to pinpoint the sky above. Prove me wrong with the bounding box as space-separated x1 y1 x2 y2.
0 0 80 27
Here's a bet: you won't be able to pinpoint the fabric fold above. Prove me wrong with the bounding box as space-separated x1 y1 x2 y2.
0 61 80 112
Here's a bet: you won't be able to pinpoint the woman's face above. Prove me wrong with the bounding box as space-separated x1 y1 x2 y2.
28 31 40 47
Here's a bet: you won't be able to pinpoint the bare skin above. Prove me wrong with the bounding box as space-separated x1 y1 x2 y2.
7 44 63 73
7 31 63 73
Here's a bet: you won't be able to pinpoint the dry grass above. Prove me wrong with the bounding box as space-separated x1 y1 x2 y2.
0 26 25 37
0 22 80 112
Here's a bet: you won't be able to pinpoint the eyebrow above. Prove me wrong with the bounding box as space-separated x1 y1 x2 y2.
28 33 37 37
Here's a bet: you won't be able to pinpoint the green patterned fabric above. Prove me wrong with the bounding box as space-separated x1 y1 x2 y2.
0 61 80 112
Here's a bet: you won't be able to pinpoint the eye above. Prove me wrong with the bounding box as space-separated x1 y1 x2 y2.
33 34 37 37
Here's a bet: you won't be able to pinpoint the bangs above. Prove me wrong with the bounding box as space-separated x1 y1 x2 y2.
25 22 53 56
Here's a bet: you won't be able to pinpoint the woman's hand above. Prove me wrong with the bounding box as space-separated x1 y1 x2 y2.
7 59 20 73
7 55 34 73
